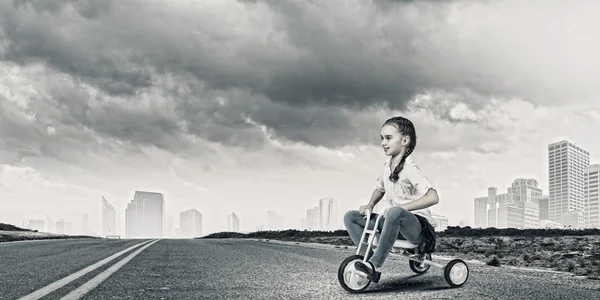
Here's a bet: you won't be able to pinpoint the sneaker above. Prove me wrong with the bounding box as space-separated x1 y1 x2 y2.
354 262 381 283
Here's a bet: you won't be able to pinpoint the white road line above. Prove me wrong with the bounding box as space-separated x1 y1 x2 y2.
59 239 161 300
17 239 154 300
0 238 66 246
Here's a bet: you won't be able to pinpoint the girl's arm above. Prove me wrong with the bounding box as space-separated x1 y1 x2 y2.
401 163 439 211
367 168 386 210
400 189 439 211
366 188 385 209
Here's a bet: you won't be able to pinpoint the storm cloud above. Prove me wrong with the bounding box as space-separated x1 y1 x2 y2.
1 0 598 163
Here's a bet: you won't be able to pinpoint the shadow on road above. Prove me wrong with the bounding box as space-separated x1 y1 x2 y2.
361 274 455 294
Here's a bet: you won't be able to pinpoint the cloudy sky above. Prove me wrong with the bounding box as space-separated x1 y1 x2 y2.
1 0 599 235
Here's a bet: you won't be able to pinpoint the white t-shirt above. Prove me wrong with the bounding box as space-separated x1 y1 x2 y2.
373 155 438 228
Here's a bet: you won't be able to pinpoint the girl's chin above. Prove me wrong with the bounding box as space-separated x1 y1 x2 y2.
385 151 400 157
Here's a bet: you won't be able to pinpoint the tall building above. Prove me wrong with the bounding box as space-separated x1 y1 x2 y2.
488 193 516 228
508 178 542 228
495 192 515 206
497 203 524 228
125 191 164 238
102 196 117 236
266 210 285 230
540 219 562 228
520 201 540 229
55 219 72 234
82 214 91 235
538 195 549 220
474 179 545 229
45 215 54 233
487 187 497 207
126 201 136 237
548 140 590 227
487 187 499 228
584 164 600 228
27 219 45 232
301 198 341 231
318 198 339 231
508 178 543 203
563 210 584 228
485 189 515 228
431 213 448 231
302 206 320 230
180 209 202 238
227 212 240 232
473 196 488 228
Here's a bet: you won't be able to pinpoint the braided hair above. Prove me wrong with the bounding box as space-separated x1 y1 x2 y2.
383 116 417 182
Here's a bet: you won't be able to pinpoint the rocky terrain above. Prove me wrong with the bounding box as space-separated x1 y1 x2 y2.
0 223 99 242
203 227 600 280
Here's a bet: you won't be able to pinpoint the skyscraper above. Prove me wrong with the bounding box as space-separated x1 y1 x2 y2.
102 196 116 237
474 179 544 229
473 196 488 228
548 140 590 227
125 191 164 238
227 212 240 232
508 178 542 228
486 187 498 227
431 213 448 231
180 209 202 238
82 213 91 235
584 164 600 228
266 210 284 230
508 178 543 203
27 219 45 232
538 195 549 220
55 219 72 234
45 215 54 233
318 198 339 231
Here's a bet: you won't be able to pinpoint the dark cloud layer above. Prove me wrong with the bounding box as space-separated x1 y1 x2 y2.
0 0 488 106
1 0 597 163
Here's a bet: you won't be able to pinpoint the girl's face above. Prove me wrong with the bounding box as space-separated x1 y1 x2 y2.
380 124 408 157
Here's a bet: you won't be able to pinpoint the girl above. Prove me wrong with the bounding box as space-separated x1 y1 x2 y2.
343 116 439 282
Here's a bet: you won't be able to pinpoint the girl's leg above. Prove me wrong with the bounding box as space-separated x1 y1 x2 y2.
369 206 423 268
343 210 378 258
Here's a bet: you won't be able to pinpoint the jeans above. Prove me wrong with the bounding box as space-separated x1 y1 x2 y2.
343 206 424 268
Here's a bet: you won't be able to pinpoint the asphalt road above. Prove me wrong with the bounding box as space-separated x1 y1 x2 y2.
1 238 599 299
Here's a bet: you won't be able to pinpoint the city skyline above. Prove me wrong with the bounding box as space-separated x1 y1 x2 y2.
473 140 600 230
8 138 600 236
2 0 600 236
18 136 600 237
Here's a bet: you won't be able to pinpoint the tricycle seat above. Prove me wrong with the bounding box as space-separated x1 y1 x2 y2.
372 233 419 249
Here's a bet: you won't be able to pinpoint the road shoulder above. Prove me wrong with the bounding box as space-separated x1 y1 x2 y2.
249 238 586 278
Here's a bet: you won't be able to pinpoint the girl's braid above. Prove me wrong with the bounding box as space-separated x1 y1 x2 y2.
384 116 417 182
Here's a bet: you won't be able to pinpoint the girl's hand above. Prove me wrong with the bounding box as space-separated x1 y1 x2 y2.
359 204 373 215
